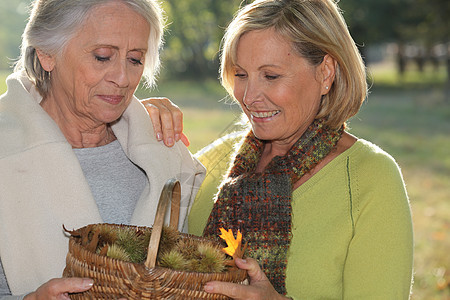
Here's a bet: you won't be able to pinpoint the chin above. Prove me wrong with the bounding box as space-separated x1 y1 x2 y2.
98 112 124 124
251 129 272 141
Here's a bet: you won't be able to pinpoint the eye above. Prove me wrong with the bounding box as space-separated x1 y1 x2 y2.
93 48 112 63
127 50 145 66
265 74 279 80
129 58 143 66
234 72 247 78
95 55 110 62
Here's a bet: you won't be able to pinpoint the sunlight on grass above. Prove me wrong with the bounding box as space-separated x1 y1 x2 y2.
182 108 242 154
136 78 231 110
368 62 447 89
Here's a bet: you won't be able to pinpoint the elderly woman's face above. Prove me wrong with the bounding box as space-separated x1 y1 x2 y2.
233 28 330 145
44 2 150 124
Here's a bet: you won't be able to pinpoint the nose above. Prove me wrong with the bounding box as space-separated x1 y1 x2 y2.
107 59 130 88
241 77 262 109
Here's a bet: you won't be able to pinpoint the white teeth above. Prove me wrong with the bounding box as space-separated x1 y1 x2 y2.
250 110 280 118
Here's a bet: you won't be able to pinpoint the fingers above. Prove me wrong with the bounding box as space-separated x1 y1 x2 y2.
144 102 164 141
204 281 252 300
235 258 267 281
160 103 183 147
141 98 185 147
204 279 283 300
27 278 93 300
180 133 190 147
204 258 285 300
56 278 94 294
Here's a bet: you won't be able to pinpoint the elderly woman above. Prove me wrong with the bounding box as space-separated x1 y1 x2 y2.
0 0 204 299
179 0 413 299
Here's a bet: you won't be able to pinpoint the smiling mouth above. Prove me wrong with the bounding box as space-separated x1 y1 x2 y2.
250 110 281 118
98 95 124 105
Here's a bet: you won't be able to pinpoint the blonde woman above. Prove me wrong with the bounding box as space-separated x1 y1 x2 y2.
186 0 414 299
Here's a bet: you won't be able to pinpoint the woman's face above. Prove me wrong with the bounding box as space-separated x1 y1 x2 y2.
41 2 150 125
233 28 330 147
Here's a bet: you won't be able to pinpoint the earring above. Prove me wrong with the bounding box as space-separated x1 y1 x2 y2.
325 86 329 90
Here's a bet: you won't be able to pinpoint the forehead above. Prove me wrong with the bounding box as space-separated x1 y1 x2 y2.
71 2 150 49
235 29 298 65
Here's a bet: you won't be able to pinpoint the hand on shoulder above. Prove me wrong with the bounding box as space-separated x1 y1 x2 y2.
140 97 189 147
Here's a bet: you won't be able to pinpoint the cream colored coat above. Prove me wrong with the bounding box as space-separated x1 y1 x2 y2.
0 72 206 295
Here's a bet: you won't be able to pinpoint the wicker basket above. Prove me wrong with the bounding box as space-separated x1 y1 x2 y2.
63 178 248 299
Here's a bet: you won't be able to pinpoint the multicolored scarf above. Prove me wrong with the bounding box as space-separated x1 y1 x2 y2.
203 119 343 295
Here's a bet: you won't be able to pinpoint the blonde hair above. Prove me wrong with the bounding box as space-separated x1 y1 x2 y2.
220 0 367 129
15 0 165 97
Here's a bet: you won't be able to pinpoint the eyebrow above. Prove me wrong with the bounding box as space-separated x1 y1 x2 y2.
234 63 283 70
93 44 148 53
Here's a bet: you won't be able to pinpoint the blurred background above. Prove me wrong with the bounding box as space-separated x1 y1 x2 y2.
1 1 448 298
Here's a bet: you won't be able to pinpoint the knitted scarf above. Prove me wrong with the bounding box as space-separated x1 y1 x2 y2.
203 118 343 295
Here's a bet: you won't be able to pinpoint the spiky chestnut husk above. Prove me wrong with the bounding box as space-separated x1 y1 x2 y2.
173 238 197 258
189 242 227 273
158 249 189 271
107 244 131 262
115 227 150 263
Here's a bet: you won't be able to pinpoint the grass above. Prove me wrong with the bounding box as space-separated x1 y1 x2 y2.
177 107 241 153
1 63 449 298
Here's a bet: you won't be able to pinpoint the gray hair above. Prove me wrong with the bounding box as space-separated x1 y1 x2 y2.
15 0 165 97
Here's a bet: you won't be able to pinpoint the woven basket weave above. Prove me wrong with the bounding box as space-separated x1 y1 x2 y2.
63 178 247 299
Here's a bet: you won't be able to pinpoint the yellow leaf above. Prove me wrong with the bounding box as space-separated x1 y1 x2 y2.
219 228 242 258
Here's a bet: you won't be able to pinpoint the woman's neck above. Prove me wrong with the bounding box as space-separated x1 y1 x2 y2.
255 142 286 173
40 96 116 148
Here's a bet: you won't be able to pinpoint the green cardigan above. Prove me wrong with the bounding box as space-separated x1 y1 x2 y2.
188 133 413 299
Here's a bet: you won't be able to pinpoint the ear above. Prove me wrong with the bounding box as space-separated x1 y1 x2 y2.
36 49 56 72
319 54 336 95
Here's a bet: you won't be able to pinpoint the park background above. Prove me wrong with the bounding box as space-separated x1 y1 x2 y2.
0 0 448 298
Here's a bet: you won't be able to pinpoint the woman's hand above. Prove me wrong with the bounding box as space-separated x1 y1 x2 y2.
24 278 94 300
140 97 189 147
204 258 289 300
24 278 127 300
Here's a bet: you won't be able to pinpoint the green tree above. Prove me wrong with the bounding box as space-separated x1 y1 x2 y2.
340 0 448 86
340 0 448 47
160 0 242 79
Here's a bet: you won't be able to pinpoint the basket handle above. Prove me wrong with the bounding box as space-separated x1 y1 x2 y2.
145 178 181 269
